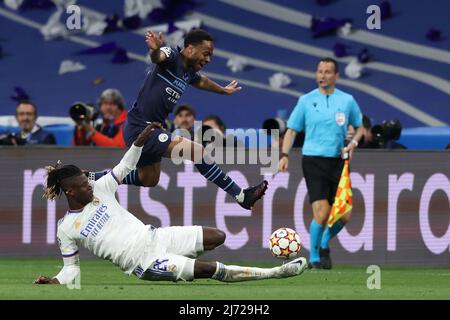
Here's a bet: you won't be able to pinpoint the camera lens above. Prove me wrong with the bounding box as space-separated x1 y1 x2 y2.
69 102 93 121
262 118 286 135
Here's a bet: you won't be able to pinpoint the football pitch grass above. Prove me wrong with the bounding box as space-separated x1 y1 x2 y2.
1 258 449 300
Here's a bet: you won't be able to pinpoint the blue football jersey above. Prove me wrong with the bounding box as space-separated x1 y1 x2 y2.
128 47 201 126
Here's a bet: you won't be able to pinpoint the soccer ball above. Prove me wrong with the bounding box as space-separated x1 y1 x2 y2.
269 227 302 259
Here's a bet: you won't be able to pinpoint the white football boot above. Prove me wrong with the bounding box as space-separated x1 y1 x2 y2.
273 257 308 278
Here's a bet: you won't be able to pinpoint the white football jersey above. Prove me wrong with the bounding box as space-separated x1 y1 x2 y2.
56 145 151 275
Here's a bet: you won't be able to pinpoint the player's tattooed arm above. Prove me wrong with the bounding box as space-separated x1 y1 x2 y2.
33 275 60 284
193 75 242 95
145 30 166 64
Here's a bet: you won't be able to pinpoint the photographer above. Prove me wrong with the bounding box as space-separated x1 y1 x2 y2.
371 119 407 149
0 100 56 145
72 89 127 147
347 116 406 149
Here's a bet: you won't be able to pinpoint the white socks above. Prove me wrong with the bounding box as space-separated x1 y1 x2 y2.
212 262 276 282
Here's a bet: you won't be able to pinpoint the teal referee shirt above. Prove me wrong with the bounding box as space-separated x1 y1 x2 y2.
287 88 363 158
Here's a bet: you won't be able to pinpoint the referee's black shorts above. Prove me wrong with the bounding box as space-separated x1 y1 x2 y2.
302 156 344 205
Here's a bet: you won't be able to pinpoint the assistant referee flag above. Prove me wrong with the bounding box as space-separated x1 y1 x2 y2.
327 159 352 227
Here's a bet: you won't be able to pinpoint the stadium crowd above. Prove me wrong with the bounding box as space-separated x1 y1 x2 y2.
1 82 413 151
0 90 409 150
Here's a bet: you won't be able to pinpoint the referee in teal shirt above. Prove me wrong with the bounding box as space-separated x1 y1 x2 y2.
279 58 364 269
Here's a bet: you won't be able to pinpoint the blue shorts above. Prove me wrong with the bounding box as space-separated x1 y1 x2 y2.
123 120 172 167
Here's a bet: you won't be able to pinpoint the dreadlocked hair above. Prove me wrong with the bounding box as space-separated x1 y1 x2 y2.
43 161 83 201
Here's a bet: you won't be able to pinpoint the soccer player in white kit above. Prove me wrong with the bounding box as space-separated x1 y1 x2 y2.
33 123 307 285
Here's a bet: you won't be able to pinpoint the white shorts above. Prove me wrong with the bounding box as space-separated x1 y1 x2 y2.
134 226 204 282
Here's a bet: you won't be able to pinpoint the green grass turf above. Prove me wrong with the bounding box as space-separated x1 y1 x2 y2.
0 258 449 300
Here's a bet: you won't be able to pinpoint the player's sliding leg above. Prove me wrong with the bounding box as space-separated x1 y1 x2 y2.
134 256 307 283
194 258 307 282
319 211 351 269
165 136 268 209
134 226 307 282
309 199 331 269
191 227 307 282
202 227 226 251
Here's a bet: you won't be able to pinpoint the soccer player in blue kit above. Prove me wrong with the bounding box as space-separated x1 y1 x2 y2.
89 29 268 210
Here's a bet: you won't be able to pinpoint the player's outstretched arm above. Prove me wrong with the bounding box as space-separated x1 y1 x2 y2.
193 75 242 95
33 275 60 284
146 30 166 64
33 254 80 285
